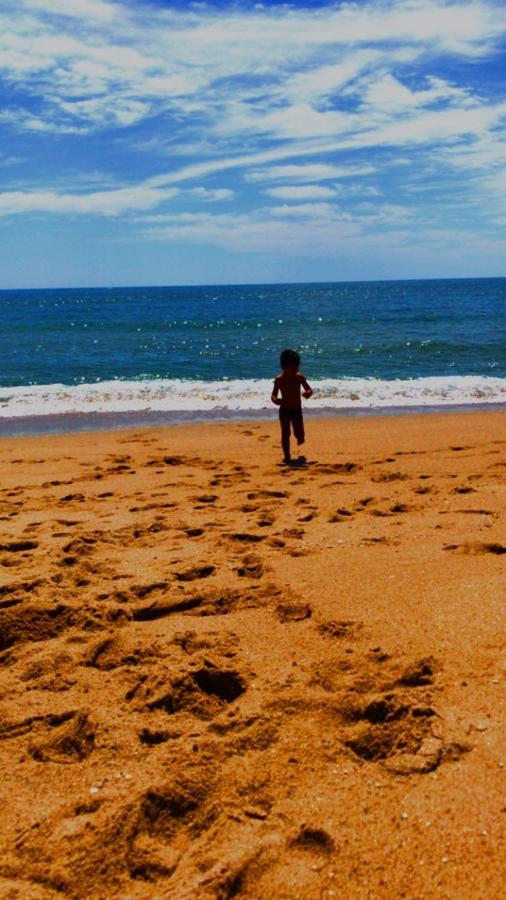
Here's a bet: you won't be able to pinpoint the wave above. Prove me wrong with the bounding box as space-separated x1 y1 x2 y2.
1 376 505 419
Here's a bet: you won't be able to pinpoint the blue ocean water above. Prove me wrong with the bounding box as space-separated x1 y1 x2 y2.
1 278 505 425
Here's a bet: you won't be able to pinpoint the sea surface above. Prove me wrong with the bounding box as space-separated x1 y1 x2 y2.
1 278 505 434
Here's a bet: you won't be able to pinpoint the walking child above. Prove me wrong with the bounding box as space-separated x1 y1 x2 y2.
271 349 313 464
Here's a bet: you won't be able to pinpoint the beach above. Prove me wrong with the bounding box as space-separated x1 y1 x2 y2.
0 409 504 898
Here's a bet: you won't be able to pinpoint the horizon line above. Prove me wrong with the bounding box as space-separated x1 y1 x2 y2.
1 274 505 293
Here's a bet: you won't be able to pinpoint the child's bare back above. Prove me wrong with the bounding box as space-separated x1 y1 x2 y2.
271 348 313 464
272 369 310 409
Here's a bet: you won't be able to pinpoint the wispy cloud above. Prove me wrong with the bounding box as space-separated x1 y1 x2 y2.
264 185 338 200
0 185 178 216
24 0 119 22
245 164 376 183
137 197 416 256
189 187 235 201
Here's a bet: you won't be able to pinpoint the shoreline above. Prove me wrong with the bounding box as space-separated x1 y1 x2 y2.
1 399 506 438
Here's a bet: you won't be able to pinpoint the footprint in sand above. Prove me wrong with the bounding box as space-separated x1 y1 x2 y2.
42 479 72 487
361 536 400 546
390 503 411 513
275 601 312 622
372 471 409 483
288 826 334 855
455 508 496 517
247 490 289 500
298 510 317 522
329 508 354 523
256 513 275 527
356 496 375 508
317 461 362 474
343 685 468 775
133 660 247 720
317 619 362 639
282 527 305 539
228 532 265 543
444 542 506 555
29 712 95 764
129 501 177 512
0 540 38 553
0 604 85 650
0 578 43 600
138 727 171 746
175 564 215 581
236 554 264 579
132 595 204 620
267 537 285 548
193 495 218 506
146 455 185 467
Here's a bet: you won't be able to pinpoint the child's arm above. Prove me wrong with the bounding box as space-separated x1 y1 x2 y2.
301 375 313 399
271 378 282 406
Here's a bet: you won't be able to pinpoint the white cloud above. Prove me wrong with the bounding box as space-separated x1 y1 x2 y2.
0 154 24 167
437 133 506 170
0 180 236 217
276 51 383 106
189 187 234 201
264 184 337 200
342 185 381 197
143 100 506 191
266 202 342 218
142 210 361 255
357 101 506 148
57 96 151 127
22 0 119 22
137 198 417 256
0 185 178 216
363 74 475 113
245 164 376 183
0 109 86 134
353 202 411 223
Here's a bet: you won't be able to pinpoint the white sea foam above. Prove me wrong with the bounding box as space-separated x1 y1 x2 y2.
0 376 505 419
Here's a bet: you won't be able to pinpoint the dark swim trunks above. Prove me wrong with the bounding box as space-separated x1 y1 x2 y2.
279 406 305 444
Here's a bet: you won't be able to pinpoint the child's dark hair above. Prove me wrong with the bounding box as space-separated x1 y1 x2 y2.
280 348 300 369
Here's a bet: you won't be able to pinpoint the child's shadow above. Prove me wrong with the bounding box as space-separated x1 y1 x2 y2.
282 455 312 468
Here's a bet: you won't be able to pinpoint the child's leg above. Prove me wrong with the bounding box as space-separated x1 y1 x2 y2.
279 410 291 460
292 413 305 446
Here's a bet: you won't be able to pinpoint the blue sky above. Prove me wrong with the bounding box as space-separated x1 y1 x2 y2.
0 0 505 288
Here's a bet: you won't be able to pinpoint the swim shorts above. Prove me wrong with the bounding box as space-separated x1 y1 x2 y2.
279 406 305 444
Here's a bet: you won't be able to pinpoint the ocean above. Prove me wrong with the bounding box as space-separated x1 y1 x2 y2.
1 278 505 434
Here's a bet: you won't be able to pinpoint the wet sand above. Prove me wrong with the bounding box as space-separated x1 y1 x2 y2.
0 411 504 898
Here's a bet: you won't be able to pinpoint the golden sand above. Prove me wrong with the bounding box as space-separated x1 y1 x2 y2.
0 411 504 898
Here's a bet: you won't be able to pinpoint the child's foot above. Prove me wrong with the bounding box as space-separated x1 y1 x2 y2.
283 456 292 465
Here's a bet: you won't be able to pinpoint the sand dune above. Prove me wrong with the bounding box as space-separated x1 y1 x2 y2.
0 411 504 898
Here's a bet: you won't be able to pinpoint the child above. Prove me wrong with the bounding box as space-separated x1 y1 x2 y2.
271 348 313 464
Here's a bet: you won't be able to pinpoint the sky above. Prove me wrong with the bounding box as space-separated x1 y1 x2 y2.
0 0 505 288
